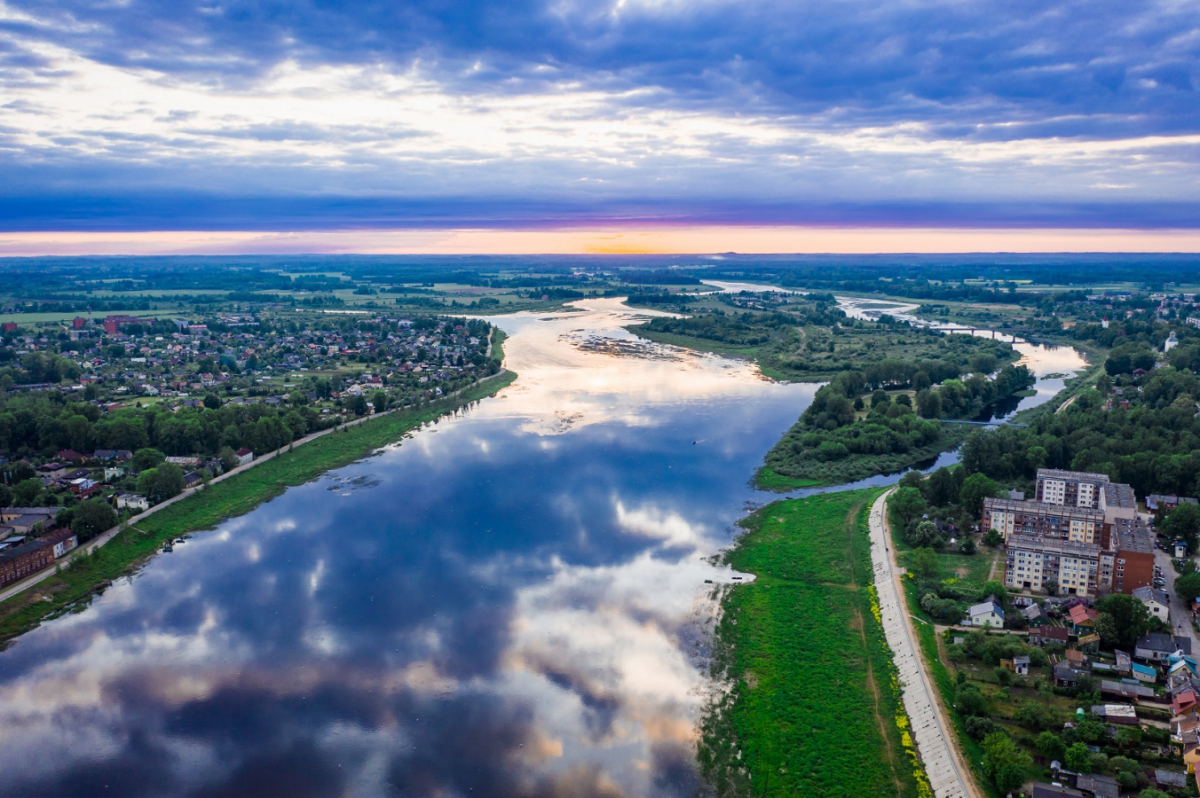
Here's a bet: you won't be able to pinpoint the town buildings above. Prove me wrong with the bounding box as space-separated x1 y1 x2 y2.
992 469 1161 598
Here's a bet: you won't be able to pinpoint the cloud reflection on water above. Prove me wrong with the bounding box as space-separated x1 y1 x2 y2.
0 299 816 796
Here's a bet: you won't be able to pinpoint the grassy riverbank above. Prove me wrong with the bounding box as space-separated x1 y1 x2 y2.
0 371 517 646
700 489 926 798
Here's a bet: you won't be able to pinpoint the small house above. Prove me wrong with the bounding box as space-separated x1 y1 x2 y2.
1131 662 1158 683
967 596 1004 628
116 493 149 511
1055 661 1087 688
1022 604 1047 627
1068 605 1099 635
183 472 203 489
1075 773 1120 798
1029 626 1070 647
1177 541 1190 559
235 448 254 466
1133 586 1170 621
1136 633 1193 662
1012 655 1030 676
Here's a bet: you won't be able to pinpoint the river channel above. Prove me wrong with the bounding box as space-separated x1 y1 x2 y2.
0 296 1085 796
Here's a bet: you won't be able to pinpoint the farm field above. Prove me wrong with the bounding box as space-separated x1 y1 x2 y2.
700 489 925 798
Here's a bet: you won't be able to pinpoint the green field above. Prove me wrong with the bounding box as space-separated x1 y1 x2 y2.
0 371 517 645
0 309 179 325
700 490 927 797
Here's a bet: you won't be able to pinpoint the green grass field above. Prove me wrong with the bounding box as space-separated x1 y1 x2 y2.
0 371 517 645
700 489 926 798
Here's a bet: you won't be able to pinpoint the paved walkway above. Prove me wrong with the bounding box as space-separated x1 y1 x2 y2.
868 490 975 798
0 368 511 605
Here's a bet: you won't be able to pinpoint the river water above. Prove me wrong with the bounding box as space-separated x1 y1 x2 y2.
0 299 818 797
0 295 1085 797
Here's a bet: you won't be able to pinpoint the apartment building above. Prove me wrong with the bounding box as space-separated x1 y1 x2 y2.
983 498 1105 544
1036 468 1110 508
1005 535 1102 598
1108 517 1156 595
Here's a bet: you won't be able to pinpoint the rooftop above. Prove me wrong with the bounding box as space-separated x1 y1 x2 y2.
1037 468 1111 484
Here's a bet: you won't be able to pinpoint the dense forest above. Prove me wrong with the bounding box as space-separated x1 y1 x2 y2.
763 348 1033 485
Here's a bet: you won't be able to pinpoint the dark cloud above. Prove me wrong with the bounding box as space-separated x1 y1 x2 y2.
4 0 1198 128
1 0 1198 230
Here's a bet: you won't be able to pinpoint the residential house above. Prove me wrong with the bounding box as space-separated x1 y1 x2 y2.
41 529 78 558
183 472 203 489
967 596 1004 628
1099 679 1153 701
116 493 149 511
1022 604 1048 627
1032 785 1083 798
3 514 49 536
1131 663 1158 683
235 448 254 466
1036 468 1110 508
1147 494 1199 519
1012 655 1030 676
1137 633 1193 662
36 462 66 480
1074 773 1121 798
1029 626 1070 647
1134 586 1171 621
1154 770 1188 791
1068 605 1099 635
1055 661 1087 687
1090 705 1137 727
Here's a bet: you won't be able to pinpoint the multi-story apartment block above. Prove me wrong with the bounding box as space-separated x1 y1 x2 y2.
1107 517 1156 595
1005 535 1101 598
983 498 1104 544
1036 468 1110 508
1099 482 1138 527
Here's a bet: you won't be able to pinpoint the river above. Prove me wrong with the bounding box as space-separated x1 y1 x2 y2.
0 298 818 797
0 294 1085 796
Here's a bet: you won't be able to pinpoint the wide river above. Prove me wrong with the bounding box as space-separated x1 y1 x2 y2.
0 297 1085 797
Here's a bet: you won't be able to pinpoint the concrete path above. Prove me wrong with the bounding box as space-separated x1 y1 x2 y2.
868 490 976 798
0 368 511 605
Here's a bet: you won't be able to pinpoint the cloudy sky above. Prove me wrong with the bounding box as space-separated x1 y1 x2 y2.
2 0 1199 253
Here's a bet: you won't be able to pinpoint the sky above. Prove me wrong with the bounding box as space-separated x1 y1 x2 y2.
1 0 1199 254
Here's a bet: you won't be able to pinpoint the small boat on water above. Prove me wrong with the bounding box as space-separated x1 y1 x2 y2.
162 545 173 553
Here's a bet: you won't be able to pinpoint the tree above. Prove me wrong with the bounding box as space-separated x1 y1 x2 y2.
137 462 185 504
983 529 1003 547
908 520 940 547
955 683 986 716
890 487 927 527
372 390 388 412
1096 594 1151 650
915 388 941 419
130 447 166 472
1043 579 1059 596
960 472 1003 517
981 732 1031 793
1065 742 1091 772
1114 727 1142 748
927 467 959 507
12 478 41 506
72 498 116 542
218 446 240 472
910 547 940 579
349 394 368 416
981 581 1008 603
1162 502 1200 551
1176 571 1200 605
203 393 221 410
1035 731 1066 762
959 537 977 555
965 716 999 740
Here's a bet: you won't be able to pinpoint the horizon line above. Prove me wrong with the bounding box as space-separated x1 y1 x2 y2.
3 226 1200 257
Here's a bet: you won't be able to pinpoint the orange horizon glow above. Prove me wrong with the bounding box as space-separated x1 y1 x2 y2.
1 226 1200 256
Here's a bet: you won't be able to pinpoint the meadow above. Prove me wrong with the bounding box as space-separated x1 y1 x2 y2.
699 489 926 797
